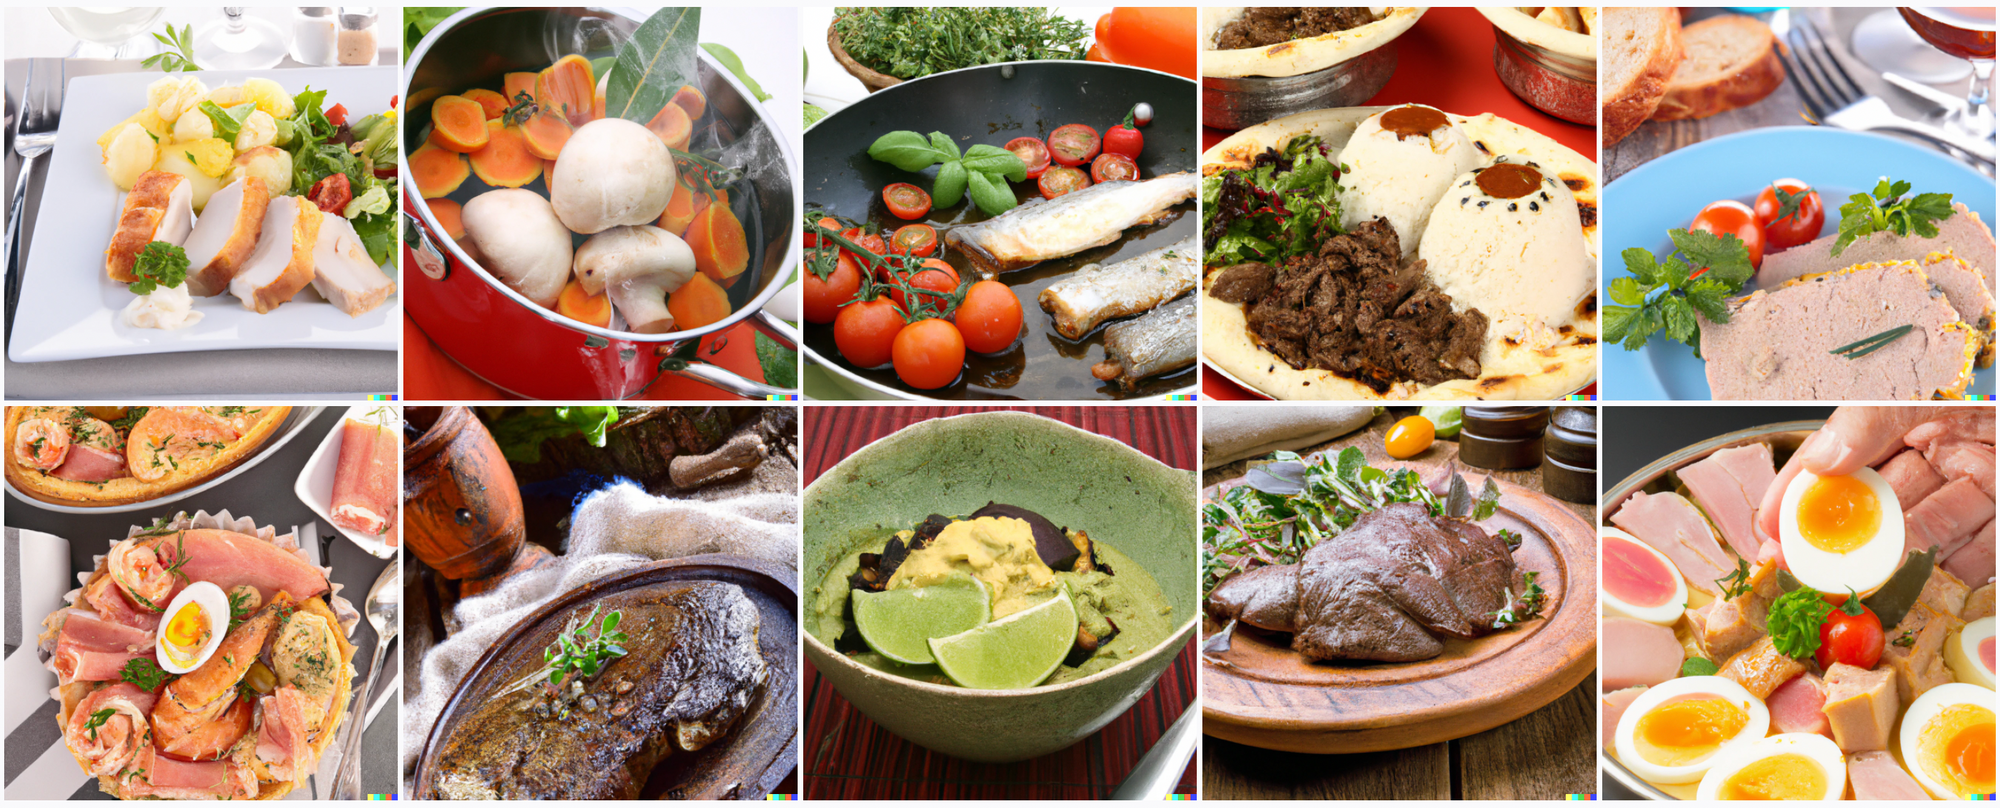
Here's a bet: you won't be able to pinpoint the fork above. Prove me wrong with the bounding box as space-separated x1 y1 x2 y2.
1774 10 1996 166
6 58 63 320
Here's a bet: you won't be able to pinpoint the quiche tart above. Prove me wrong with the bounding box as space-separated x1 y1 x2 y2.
6 406 292 507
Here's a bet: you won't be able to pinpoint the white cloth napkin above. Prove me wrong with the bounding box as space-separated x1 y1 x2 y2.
1203 406 1378 469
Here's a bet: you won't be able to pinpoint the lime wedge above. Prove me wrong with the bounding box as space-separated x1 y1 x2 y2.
928 590 1078 690
852 572 990 665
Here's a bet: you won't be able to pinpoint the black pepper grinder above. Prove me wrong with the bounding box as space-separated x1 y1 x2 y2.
1541 406 1597 503
1458 406 1550 470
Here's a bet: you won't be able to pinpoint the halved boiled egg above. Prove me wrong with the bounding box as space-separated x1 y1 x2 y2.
1777 467 1903 594
1615 675 1771 784
1695 732 1846 800
1602 526 1687 626
1946 616 1996 690
156 580 229 673
1901 682 1996 799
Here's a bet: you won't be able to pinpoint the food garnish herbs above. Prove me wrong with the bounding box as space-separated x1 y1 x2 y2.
1767 585 1835 659
141 24 201 73
1830 325 1915 360
1495 528 1523 551
545 604 629 688
1603 228 1755 353
82 708 117 740
1715 558 1752 600
120 658 173 691
1200 134 1344 268
1832 178 1953 257
1680 657 1720 677
866 131 1027 215
1490 571 1546 630
832 7 1089 79
128 242 190 296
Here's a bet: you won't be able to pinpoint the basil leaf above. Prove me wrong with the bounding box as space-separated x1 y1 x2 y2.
966 169 1018 215
961 144 1027 182
927 131 960 163
932 160 968 208
869 130 949 173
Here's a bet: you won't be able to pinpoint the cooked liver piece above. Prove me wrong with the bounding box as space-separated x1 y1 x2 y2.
1214 7 1382 49
1291 503 1518 662
1699 262 1978 400
1823 662 1900 752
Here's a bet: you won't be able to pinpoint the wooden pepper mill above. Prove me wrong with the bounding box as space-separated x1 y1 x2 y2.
404 406 547 596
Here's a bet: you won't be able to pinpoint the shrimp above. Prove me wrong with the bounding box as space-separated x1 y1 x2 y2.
13 417 71 470
67 413 120 451
106 537 177 612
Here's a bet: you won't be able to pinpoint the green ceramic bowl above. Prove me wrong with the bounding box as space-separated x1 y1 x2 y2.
803 411 1198 762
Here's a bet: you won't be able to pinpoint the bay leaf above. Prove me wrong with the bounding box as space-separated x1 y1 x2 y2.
606 7 701 125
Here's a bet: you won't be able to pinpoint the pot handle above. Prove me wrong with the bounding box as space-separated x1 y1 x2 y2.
656 309 801 399
748 309 798 351
403 210 448 280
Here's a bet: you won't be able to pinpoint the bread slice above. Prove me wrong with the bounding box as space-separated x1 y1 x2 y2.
1601 7 1685 147
1653 15 1785 121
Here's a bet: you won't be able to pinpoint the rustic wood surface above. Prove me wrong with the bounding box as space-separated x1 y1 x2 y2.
1201 408 1597 800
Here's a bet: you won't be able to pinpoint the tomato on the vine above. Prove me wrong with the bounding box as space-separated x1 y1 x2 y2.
839 226 887 267
883 183 932 220
892 318 966 390
803 216 840 247
890 224 938 258
833 296 905 369
802 252 861 324
891 259 961 311
1753 179 1825 253
1047 123 1101 167
955 280 1023 353
1004 137 1053 180
1691 199 1765 271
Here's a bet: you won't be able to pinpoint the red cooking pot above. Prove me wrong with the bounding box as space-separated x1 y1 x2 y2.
401 7 798 400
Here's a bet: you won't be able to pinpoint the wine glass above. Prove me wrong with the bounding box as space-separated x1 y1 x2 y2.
1898 7 1997 140
1852 8 1973 84
46 7 165 59
192 7 290 70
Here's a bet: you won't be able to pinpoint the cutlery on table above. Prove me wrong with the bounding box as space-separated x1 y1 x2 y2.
1109 701 1199 800
330 559 400 800
1774 11 1995 165
7 58 63 322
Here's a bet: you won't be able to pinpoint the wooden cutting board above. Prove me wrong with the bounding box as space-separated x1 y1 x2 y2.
413 554 798 799
1200 459 1597 754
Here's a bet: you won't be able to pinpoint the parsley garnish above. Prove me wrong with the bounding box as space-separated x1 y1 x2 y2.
127 241 190 296
545 604 630 688
1491 571 1547 629
120 658 173 690
1604 228 1756 353
1715 558 1752 600
1495 528 1523 551
1832 178 1954 257
108 407 149 432
82 708 116 740
1767 586 1835 659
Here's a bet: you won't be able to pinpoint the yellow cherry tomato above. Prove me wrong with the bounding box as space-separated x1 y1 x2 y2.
1385 415 1435 459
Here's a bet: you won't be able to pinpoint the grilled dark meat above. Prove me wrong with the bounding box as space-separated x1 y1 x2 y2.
427 582 767 800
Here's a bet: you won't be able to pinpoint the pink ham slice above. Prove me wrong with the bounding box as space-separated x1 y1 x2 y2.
1878 449 1946 509
1766 672 1831 737
124 747 258 799
251 686 318 784
1601 686 1647 749
1905 476 1994 559
51 444 128 482
83 575 160 632
329 418 398 542
1604 618 1683 690
64 682 156 776
154 529 328 603
1676 443 1776 559
53 611 157 682
1923 437 1996 497
1848 750 1934 800
1611 491 1734 596
1943 524 1995 586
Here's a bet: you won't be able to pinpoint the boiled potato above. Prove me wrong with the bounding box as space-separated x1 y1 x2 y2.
241 78 295 119
172 108 215 143
102 123 156 191
204 85 249 108
153 148 221 211
146 76 207 122
98 110 171 151
229 145 293 196
179 138 235 178
234 110 277 150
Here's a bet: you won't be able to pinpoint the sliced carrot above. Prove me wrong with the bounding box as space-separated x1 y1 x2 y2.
430 95 489 153
670 84 706 120
502 72 539 107
667 272 731 330
686 201 749 288
410 143 471 199
518 108 573 161
594 73 609 121
461 88 509 120
536 55 596 128
556 279 612 327
427 197 466 239
406 86 449 111
646 102 692 152
467 120 541 188
656 178 710 237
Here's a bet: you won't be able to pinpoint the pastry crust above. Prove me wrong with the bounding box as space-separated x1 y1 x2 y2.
5 406 291 507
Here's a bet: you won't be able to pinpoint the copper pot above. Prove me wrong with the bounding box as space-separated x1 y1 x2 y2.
404 406 525 581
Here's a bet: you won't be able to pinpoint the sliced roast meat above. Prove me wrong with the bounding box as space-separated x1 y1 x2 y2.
1904 477 1992 560
1677 443 1776 558
1760 203 1995 298
1603 618 1682 690
1206 261 1275 304
1213 7 1384 49
1879 449 1947 508
50 444 128 482
1204 563 1300 632
1943 528 1995 586
1610 491 1734 596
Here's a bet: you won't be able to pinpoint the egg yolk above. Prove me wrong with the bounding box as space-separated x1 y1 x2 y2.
1720 753 1827 800
1920 704 1995 796
1634 696 1749 767
164 603 208 650
1798 474 1880 554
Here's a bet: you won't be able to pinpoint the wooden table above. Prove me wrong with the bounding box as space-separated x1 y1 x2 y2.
801 406 1199 799
1200 408 1597 800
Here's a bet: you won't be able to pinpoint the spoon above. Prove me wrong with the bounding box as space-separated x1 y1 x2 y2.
331 559 400 800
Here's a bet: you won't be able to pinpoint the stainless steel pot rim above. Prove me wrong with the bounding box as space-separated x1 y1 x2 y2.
400 6 800 345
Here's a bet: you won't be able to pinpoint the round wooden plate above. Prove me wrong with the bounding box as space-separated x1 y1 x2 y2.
1200 465 1597 754
413 553 798 799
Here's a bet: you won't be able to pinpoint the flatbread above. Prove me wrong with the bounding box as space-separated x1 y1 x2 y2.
1200 106 1600 401
1201 7 1427 79
1477 7 1598 59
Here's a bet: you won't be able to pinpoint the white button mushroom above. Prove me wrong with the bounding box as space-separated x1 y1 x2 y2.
462 188 575 309
573 225 698 333
548 118 677 235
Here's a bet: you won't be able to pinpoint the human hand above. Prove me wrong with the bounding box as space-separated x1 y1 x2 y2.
1756 406 1955 541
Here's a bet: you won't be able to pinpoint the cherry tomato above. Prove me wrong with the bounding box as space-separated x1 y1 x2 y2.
1384 416 1435 459
1102 105 1145 159
1691 199 1765 271
1038 165 1092 199
839 226 887 267
891 259 961 311
892 318 966 390
1753 179 1825 253
802 252 862 324
326 103 349 127
1047 123 1101 167
1090 153 1140 184
307 173 353 214
1816 599 1883 671
1004 137 1053 180
883 182 932 220
803 216 840 248
833 296 905 369
955 280 1024 353
890 224 938 258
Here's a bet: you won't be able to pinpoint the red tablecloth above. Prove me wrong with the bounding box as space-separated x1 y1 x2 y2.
1201 7 1598 401
801 406 1197 799
402 313 769 400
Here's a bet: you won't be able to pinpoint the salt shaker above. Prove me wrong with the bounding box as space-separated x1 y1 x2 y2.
292 7 337 66
336 7 378 65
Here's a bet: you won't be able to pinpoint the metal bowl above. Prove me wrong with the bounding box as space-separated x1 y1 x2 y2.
1201 45 1396 131
1488 20 1597 125
1599 419 1824 801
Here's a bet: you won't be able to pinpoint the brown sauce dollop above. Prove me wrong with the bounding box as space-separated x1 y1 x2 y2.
1380 105 1450 141
1475 162 1543 200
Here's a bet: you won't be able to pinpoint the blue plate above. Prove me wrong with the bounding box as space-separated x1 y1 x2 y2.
1603 127 1997 400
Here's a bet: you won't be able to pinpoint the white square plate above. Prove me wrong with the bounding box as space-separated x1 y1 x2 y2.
8 66 400 363
294 403 398 558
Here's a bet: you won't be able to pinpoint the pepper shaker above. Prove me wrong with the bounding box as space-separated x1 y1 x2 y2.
1458 406 1550 470
336 7 378 65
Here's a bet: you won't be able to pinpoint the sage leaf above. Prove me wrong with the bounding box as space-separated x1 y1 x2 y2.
607 7 701 125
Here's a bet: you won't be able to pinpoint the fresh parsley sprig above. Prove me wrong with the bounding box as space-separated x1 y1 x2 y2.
82 708 116 740
1767 585 1835 659
1603 228 1755 353
120 658 174 691
128 242 190 296
1491 571 1547 630
1832 178 1954 257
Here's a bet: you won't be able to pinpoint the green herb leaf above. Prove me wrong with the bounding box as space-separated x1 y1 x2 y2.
128 241 190 296
831 7 1089 80
1680 657 1720 677
1715 558 1752 600
120 658 174 691
867 130 951 173
1670 228 1753 288
965 170 1017 216
607 7 701 125
1767 586 1835 659
141 24 201 73
961 144 1027 183
698 42 771 102
1608 276 1646 306
403 7 465 60
1833 178 1955 256
1830 325 1915 359
1472 477 1502 521
932 160 968 209
199 101 256 142
755 331 797 389
488 406 623 463
927 131 961 163
83 708 116 741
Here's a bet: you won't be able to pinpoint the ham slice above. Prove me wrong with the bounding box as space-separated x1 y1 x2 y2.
1603 618 1683 690
1718 636 1807 699
182 176 270 296
64 682 157 776
229 195 322 313
1905 477 1994 559
330 417 398 541
310 215 396 316
1823 663 1900 752
247 686 318 784
1601 686 1647 749
1766 672 1830 737
1922 436 1996 497
52 611 156 682
1611 491 1734 595
152 529 328 603
1847 750 1933 800
1878 449 1946 508
1676 443 1776 558
1943 528 1995 587
104 170 194 282
82 575 159 632
51 444 128 482
126 747 258 799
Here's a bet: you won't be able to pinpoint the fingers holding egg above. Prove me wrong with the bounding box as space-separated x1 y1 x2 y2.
1778 466 1904 595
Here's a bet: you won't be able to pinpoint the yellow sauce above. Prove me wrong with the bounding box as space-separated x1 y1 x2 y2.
887 517 1054 619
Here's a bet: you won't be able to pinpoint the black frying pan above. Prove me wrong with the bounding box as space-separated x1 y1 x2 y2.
804 61 1198 400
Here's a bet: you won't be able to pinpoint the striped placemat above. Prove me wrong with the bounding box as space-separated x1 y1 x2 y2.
802 406 1198 799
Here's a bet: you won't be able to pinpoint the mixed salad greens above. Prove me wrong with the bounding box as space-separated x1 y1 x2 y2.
286 87 399 267
1200 134 1345 269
